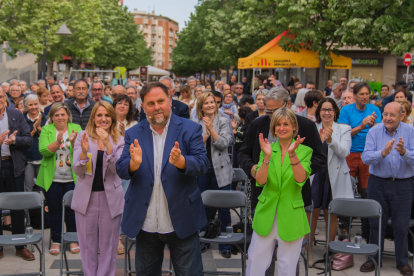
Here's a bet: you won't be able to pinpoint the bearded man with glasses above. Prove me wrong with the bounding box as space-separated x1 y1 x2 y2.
238 86 326 276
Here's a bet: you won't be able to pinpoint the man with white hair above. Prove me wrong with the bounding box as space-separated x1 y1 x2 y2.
8 85 23 108
19 81 33 96
139 77 189 121
1 83 10 97
327 83 343 108
37 80 46 89
347 78 360 93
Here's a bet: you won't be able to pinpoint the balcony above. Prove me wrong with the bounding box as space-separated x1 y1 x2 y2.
169 32 174 37
152 38 157 43
169 41 173 46
152 47 157 51
152 29 157 34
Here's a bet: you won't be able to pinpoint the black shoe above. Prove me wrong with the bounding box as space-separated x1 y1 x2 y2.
231 245 239 255
338 228 348 241
2 224 12 232
200 244 210 253
220 250 231 258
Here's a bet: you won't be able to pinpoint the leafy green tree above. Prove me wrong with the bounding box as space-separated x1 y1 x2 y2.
93 0 152 71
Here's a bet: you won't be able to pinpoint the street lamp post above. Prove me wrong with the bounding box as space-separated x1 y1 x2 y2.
42 19 72 80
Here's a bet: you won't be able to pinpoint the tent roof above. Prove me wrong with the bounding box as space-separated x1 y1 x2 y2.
129 65 170 76
238 32 352 70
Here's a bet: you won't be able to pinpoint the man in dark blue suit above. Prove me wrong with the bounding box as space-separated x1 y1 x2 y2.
139 76 190 121
116 82 209 275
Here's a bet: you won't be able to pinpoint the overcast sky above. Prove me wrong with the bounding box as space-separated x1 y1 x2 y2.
123 0 198 31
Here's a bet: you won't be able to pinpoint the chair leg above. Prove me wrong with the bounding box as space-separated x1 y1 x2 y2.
124 238 128 276
409 229 414 271
169 257 173 275
128 243 134 276
64 244 69 272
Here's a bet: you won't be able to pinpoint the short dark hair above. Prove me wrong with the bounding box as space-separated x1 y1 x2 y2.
381 84 389 91
67 83 74 88
239 95 254 106
64 77 69 80
238 106 253 120
394 88 408 100
304 90 323 108
212 91 223 107
112 94 135 126
315 98 340 123
305 81 315 86
353 82 371 95
74 78 88 89
140 82 169 102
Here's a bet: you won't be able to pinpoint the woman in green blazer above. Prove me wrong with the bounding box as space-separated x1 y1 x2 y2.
36 102 82 256
246 107 312 276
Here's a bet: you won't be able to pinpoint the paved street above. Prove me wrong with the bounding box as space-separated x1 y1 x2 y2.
0 211 408 275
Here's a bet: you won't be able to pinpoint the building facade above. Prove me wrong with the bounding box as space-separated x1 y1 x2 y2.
0 42 38 84
131 9 179 70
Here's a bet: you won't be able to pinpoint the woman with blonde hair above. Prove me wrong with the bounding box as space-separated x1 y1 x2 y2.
192 92 234 257
397 100 413 126
36 103 82 255
36 87 50 112
246 107 312 276
179 84 193 105
72 101 125 276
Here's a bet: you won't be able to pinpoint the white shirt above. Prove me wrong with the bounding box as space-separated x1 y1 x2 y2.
0 110 11 157
142 118 174 234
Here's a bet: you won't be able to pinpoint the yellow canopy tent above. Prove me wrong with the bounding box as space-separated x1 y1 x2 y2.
238 31 352 70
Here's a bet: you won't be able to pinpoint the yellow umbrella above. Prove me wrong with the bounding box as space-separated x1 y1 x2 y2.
238 32 352 69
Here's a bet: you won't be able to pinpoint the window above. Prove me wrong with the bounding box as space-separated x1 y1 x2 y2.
145 24 148 28
158 26 163 31
158 53 162 57
158 61 162 65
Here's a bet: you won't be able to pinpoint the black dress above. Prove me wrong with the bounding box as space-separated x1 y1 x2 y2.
311 142 332 210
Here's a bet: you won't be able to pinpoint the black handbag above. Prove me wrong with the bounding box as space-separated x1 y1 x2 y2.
233 221 253 236
203 217 222 239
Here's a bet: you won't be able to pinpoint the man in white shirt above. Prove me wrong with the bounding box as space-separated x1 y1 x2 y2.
116 82 209 275
60 77 69 91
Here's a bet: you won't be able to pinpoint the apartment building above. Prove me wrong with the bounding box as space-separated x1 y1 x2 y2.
131 9 179 70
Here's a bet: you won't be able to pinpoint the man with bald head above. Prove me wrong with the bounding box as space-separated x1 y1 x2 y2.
112 85 126 96
361 102 414 275
341 91 355 107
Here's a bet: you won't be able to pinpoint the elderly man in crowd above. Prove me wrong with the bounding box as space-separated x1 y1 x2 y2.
341 91 355 107
327 83 343 109
125 85 141 109
188 77 196 94
44 84 65 115
38 80 46 89
222 84 231 94
0 87 34 261
1 83 10 97
360 102 414 276
9 79 19 86
347 78 360 93
338 82 382 241
340 76 348 91
90 81 112 103
66 79 96 130
19 81 32 96
8 85 22 108
238 87 326 276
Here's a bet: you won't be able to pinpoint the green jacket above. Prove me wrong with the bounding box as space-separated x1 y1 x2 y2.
36 123 82 192
253 140 312 241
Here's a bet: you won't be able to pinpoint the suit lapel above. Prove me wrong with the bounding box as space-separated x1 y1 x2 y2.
161 114 182 172
139 121 155 177
272 142 282 188
328 123 339 163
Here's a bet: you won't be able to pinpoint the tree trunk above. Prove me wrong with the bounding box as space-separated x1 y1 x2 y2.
318 60 325 91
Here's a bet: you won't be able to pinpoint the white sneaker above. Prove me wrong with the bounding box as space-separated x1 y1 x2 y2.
315 229 319 235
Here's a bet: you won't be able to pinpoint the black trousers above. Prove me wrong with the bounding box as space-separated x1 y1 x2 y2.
0 159 26 250
368 175 413 267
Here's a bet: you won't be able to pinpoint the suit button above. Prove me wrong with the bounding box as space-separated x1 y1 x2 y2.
221 166 223 168
219 153 221 156
145 203 148 206
337 167 339 169
150 184 154 187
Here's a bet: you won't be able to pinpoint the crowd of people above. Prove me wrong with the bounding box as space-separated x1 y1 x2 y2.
0 73 413 276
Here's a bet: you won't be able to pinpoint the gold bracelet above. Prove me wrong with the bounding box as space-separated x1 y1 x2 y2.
290 160 301 166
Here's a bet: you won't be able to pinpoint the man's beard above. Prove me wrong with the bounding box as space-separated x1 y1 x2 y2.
130 98 137 105
149 110 170 127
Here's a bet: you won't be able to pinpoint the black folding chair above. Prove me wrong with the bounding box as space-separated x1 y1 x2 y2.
325 198 382 276
0 192 45 276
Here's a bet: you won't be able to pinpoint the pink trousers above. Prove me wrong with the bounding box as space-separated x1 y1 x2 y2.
75 191 121 276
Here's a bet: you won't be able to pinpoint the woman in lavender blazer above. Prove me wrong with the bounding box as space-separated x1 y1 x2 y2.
71 101 125 276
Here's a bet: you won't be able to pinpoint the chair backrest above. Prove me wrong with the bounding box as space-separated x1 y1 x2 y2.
233 168 246 183
201 190 247 209
0 192 43 210
329 198 381 218
62 190 74 207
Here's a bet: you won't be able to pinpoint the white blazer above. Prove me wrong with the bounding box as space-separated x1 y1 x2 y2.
316 122 354 199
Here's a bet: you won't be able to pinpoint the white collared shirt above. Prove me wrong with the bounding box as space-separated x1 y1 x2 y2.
142 117 174 234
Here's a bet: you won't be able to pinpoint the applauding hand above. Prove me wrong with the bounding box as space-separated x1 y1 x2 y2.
169 142 181 165
288 135 306 155
129 139 142 166
259 133 272 157
4 130 17 145
81 132 89 154
69 130 78 148
394 137 406 156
